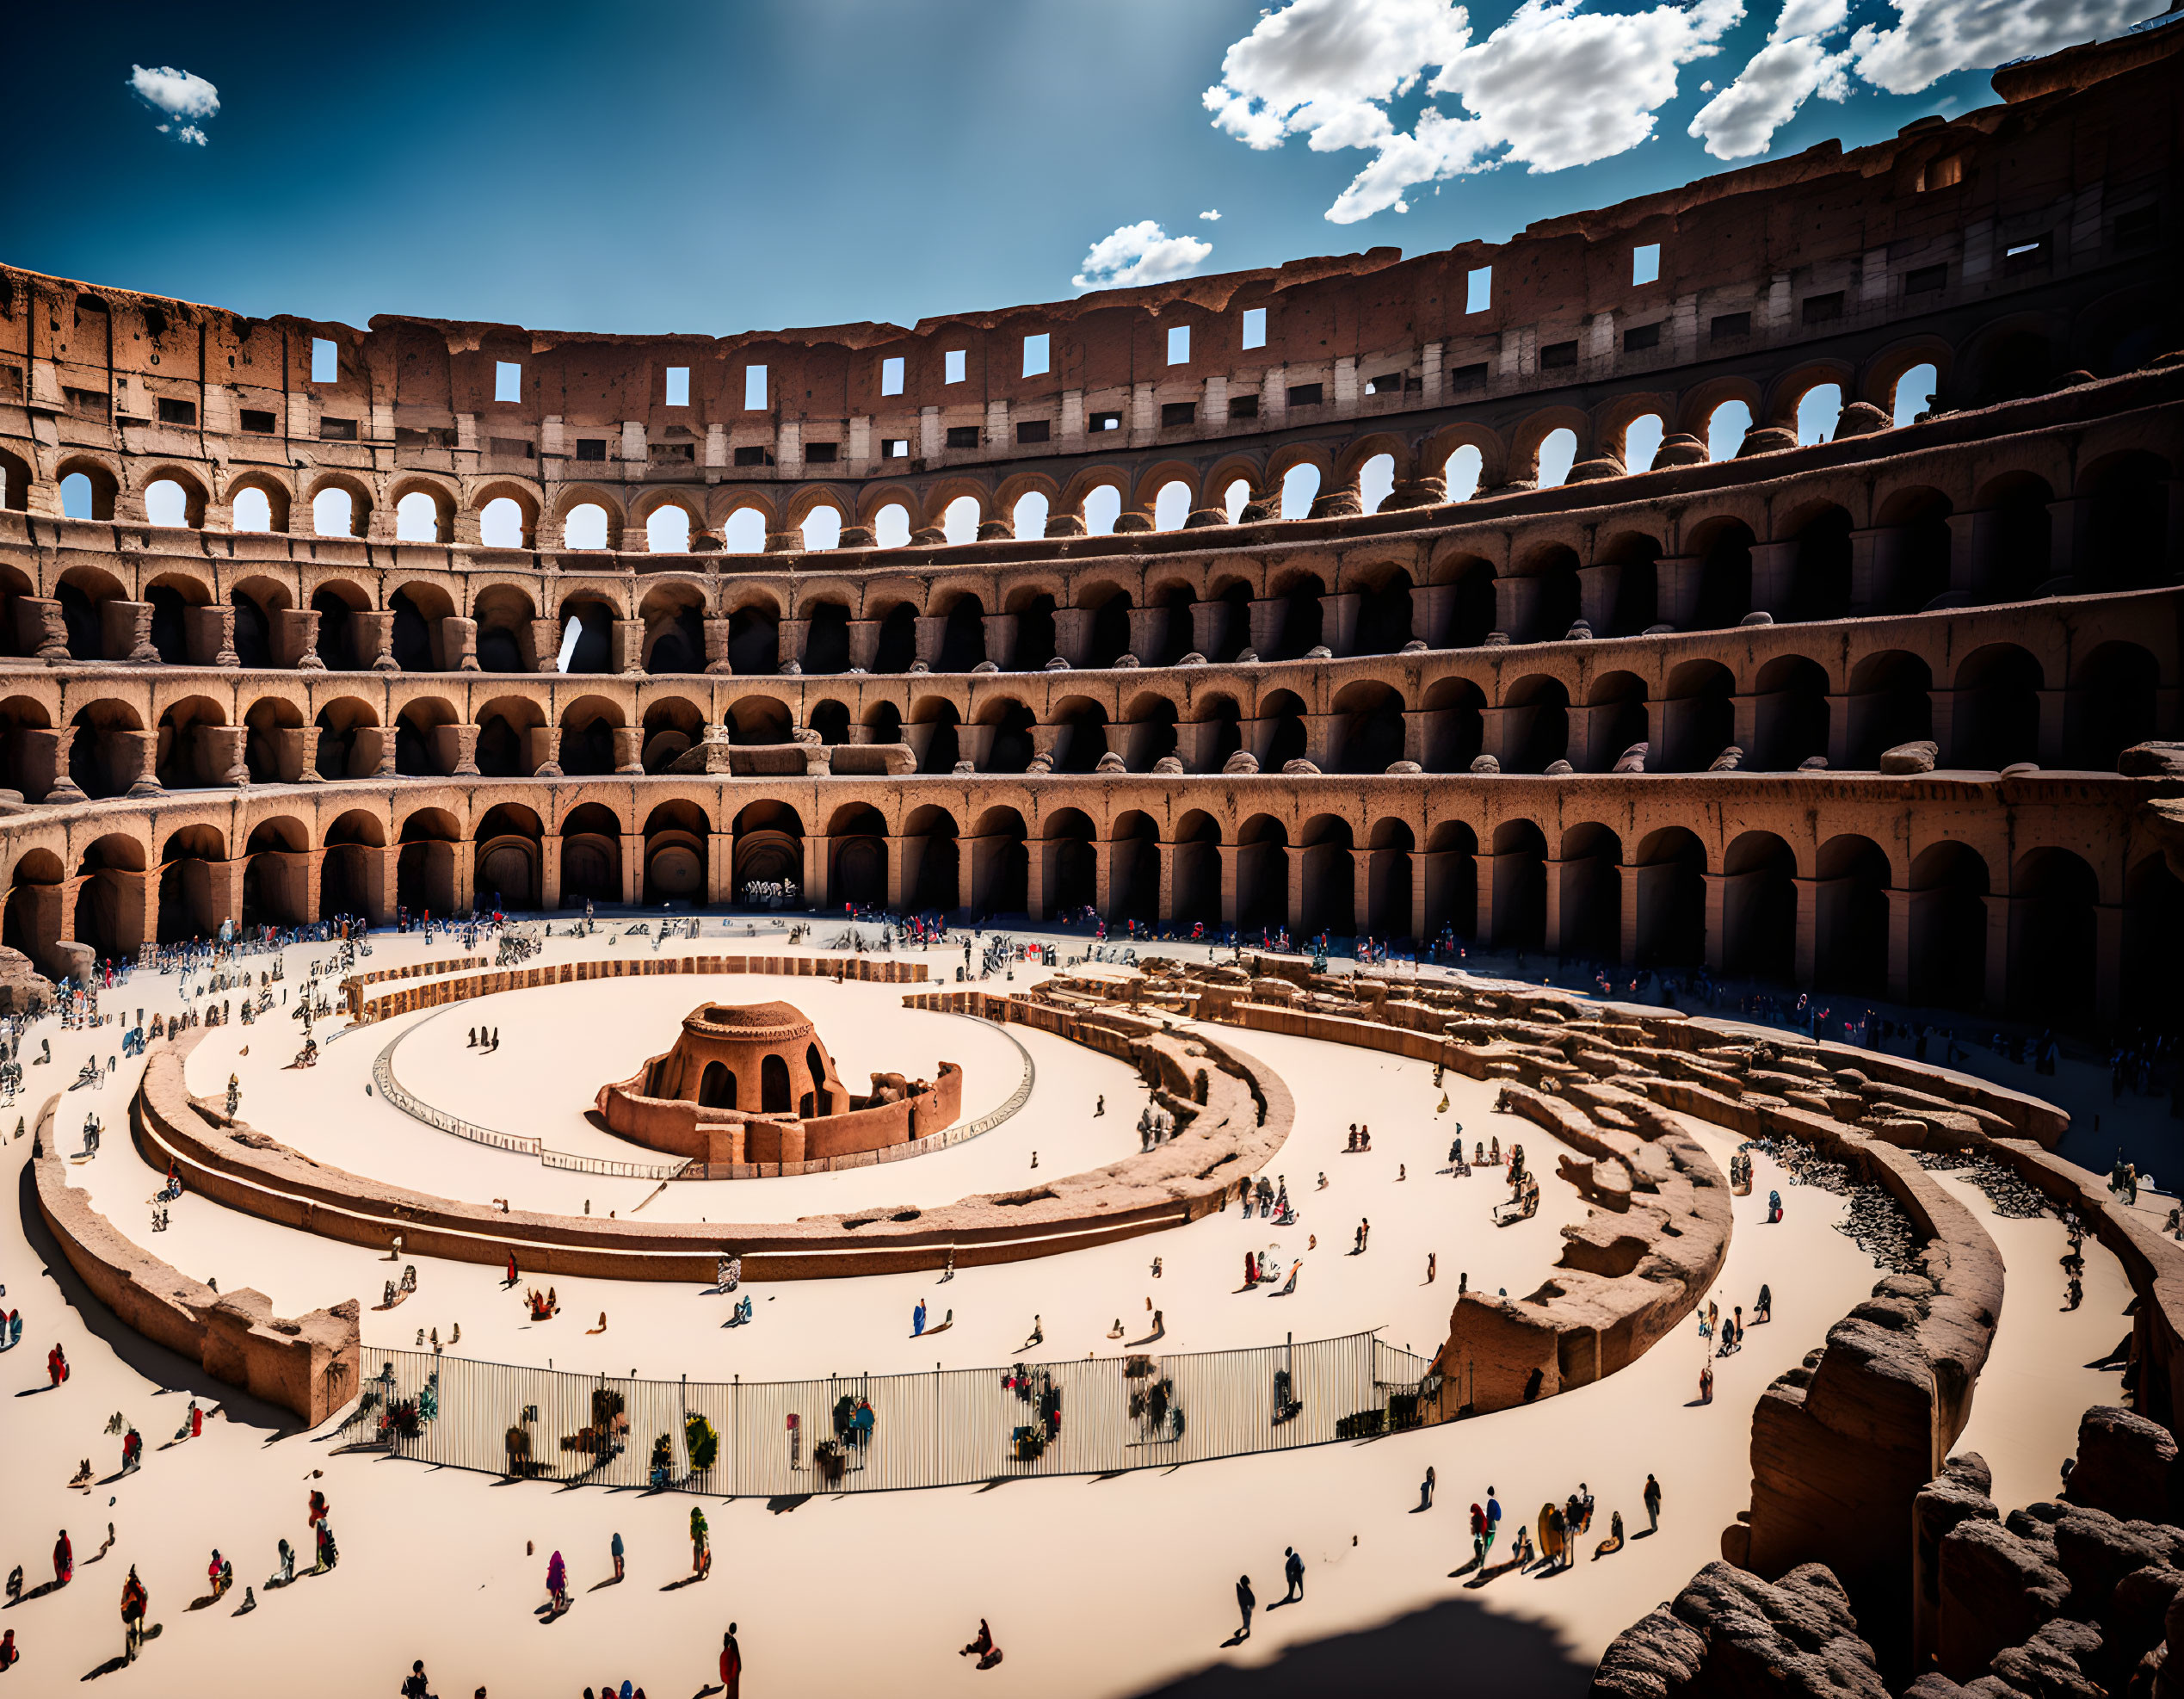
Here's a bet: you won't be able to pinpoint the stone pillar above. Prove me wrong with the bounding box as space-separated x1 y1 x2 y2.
188 605 240 668
1618 865 1642 967
23 727 83 803
613 620 646 675
16 598 68 664
1052 608 1093 668
2035 690 2067 767
621 837 642 906
118 730 162 797
102 600 158 664
914 615 947 668
612 727 644 775
1848 528 1887 614
1188 600 1224 660
2095 901 2123 1025
527 727 562 778
804 834 828 909
1886 886 1913 1004
1983 894 2012 1012
981 614 1018 668
1651 557 1701 629
1246 598 1282 658
846 621 880 671
703 617 732 675
1157 840 1176 926
1702 873 1727 973
885 837 908 911
1946 511 1989 598
1576 565 1621 633
777 618 809 673
1793 875 1820 986
1126 605 1163 663
526 617 560 674
441 616 480 672
275 609 324 670
1749 543 1798 615
274 727 322 783
201 726 249 788
1318 592 1360 656
355 610 398 671
1542 858 1567 956
1474 851 1497 946
1286 850 1306 936
431 725 481 777
708 835 735 906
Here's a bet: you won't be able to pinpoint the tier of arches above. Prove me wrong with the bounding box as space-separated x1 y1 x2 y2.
5 791 2167 1031
7 438 2175 693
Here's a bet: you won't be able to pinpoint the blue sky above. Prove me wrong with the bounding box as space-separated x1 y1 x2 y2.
3 0 2158 337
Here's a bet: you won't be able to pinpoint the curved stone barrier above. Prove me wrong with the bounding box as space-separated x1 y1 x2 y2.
343 950 929 1023
31 1090 360 1425
128 1017 1293 1282
1429 1080 1731 1416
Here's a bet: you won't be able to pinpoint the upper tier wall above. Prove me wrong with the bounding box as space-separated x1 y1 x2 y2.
0 30 2175 546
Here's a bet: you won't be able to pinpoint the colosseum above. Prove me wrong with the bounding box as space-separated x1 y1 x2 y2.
0 19 2179 1699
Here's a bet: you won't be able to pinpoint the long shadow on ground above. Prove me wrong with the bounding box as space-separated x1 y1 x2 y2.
1126 1595 1594 1698
15 1150 301 1436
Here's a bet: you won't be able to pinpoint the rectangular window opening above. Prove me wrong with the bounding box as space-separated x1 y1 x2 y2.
1710 311 1752 341
665 366 690 406
1447 361 1488 392
944 349 966 385
805 442 838 464
576 438 607 461
1904 263 1948 295
1161 400 1197 428
882 437 910 459
1228 393 1260 420
1632 243 1661 287
1286 382 1323 408
1015 419 1050 445
743 365 768 410
2003 236 2050 274
490 436 535 460
1921 154 1964 192
733 444 771 466
1801 291 1845 324
946 424 979 449
157 396 197 426
880 355 904 396
1021 333 1049 378
1623 321 1662 352
1242 306 1267 350
239 407 276 435
1166 325 1190 366
1089 410 1122 432
310 337 337 384
1465 266 1492 314
1364 371 1407 395
495 360 522 403
1540 340 1578 370
318 417 358 442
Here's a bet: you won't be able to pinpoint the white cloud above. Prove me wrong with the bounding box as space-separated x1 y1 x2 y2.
1688 33 1849 158
1849 0 2144 95
1199 208 1223 221
1072 222 1214 292
1693 0 2141 160
128 64 220 142
1205 0 1744 225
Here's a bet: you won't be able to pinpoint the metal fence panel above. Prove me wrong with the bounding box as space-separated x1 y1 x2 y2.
356 1331 1435 1496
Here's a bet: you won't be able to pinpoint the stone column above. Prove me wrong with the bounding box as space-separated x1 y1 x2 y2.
431 725 481 777
1247 598 1283 658
1051 608 1092 669
441 616 480 672
2045 498 2088 583
527 727 562 777
2095 902 2123 1025
846 621 880 671
1793 876 1820 986
188 605 240 668
1619 865 1642 966
23 727 83 803
1188 600 1225 660
274 727 322 783
1848 528 1888 614
1702 873 1728 973
1318 592 1360 656
201 726 250 788
708 834 735 906
612 728 644 775
1575 566 1621 633
1749 543 1798 615
118 730 162 797
18 599 70 664
981 613 1019 668
1885 886 1913 1004
1651 557 1701 629
530 618 563 674
613 620 646 675
2036 690 2067 767
620 837 642 906
776 618 809 674
1542 858 1567 956
101 600 159 664
1983 894 2012 1012
275 609 323 670
1474 851 1497 947
1126 605 1162 664
1157 840 1176 927
804 834 828 909
1286 850 1306 936
704 617 732 675
355 610 398 671
914 615 947 669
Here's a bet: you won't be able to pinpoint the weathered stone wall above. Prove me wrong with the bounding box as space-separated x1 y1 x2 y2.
32 1087 358 1424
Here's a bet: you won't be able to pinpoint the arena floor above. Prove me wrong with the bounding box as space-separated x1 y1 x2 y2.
0 921 2143 1696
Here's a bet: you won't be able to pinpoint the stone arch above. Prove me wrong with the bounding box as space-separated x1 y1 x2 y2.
139 463 212 529
1860 334 1954 414
305 471 373 539
54 454 121 521
389 474 459 543
553 484 627 551
1763 357 1858 429
1720 830 1796 981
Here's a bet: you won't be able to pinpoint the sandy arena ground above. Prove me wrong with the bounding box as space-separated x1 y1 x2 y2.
0 922 2144 1696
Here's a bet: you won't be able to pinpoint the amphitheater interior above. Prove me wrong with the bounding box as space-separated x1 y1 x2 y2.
2 22 2184 1699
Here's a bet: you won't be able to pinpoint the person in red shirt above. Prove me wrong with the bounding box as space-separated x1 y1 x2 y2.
46 1344 67 1387
52 1529 72 1586
719 1624 741 1697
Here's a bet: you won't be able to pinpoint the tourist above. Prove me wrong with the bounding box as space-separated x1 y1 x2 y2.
400 1660 437 1699
546 1549 568 1617
120 1565 147 1661
1469 1503 1488 1568
720 1623 744 1692
208 1548 231 1600
1767 1189 1783 1224
1644 1473 1663 1532
689 1505 711 1578
1700 1359 1714 1403
1282 1546 1305 1602
503 1253 519 1288
1427 1252 1436 1283
1755 1282 1772 1323
1234 1573 1255 1641
913 1298 927 1337
269 1539 294 1588
0 1628 15 1670
52 1529 71 1588
46 1342 66 1387
1595 1511 1626 1560
610 1530 625 1583
314 1517 338 1573
1418 1465 1435 1511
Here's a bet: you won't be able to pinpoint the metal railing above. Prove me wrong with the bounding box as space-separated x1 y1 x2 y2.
354 1330 1437 1497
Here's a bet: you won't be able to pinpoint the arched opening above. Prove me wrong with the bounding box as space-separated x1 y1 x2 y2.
2125 857 2184 1030
941 496 980 546
760 1053 792 1114
830 804 889 908
1909 842 1988 1010
645 504 692 553
1875 487 1953 612
1633 828 1706 967
1172 812 1224 929
1951 646 2042 770
1082 485 1121 536
1279 463 1319 520
801 602 850 674
1892 362 1937 427
1011 491 1049 540
728 603 780 675
699 1061 736 1110
1331 682 1406 775
1974 331 2052 406
1786 505 1853 621
396 490 444 542
1152 480 1192 531
2009 849 2097 1025
1501 677 1568 773
1488 820 1546 951
1721 833 1795 982
1366 819 1415 941
1691 518 1754 630
1423 821 1478 944
1815 835 1890 995
938 596 986 672
2070 641 2158 769
1582 673 1648 774
231 487 274 533
479 497 525 548
1269 575 1325 660
873 603 917 673
1706 399 1751 461
1299 817 1354 935
1359 454 1395 514
559 802 624 906
1422 677 1484 772
873 504 910 549
564 504 611 550
799 505 842 551
1535 428 1577 488
1750 656 1829 771
904 806 961 914
1086 590 1133 669
1442 445 1483 503
312 486 357 537
1354 570 1414 655
1558 824 1622 961
312 588 361 670
1236 816 1290 933
1848 652 1933 766
1794 383 1842 445
1623 416 1663 473
1659 659 1736 772
1041 810 1095 917
2082 453 2171 591
1008 592 1057 670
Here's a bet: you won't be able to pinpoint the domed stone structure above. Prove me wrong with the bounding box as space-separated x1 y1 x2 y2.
595 999 960 1171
